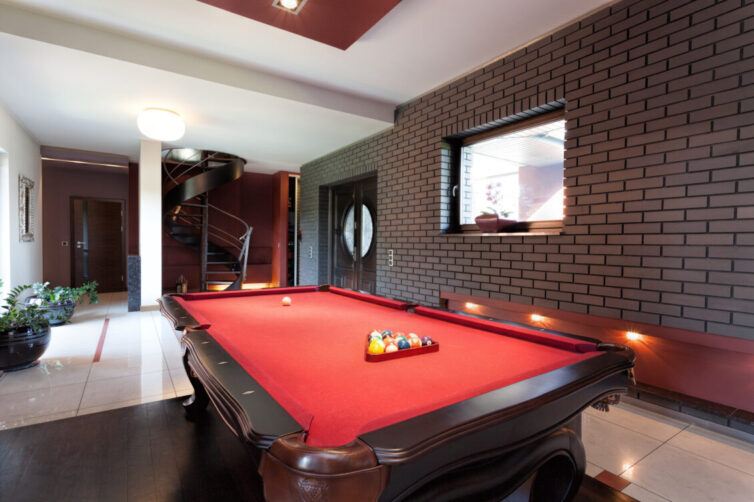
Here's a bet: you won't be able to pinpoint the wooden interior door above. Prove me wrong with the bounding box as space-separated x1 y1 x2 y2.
71 198 125 292
332 183 356 289
330 176 377 293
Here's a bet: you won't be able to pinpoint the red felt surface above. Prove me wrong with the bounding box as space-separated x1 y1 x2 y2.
176 290 601 447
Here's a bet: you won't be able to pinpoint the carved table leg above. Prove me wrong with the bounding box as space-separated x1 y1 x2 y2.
182 351 209 418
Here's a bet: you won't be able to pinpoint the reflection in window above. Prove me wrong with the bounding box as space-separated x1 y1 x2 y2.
459 118 565 225
342 204 374 258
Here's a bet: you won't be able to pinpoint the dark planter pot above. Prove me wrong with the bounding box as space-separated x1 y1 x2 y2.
0 326 52 371
475 214 500 233
496 218 517 231
25 297 76 326
475 215 518 233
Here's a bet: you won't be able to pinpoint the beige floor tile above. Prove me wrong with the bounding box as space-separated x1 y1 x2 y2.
88 355 171 381
77 394 172 417
582 413 663 475
668 425 754 477
0 358 91 395
0 382 86 422
79 371 175 409
585 402 689 442
623 444 754 502
0 410 78 431
622 483 671 502
585 462 603 477
170 368 193 397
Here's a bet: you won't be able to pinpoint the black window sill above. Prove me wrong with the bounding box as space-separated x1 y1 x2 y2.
444 221 564 236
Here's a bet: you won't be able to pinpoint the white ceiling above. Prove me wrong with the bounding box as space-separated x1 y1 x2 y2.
0 0 613 172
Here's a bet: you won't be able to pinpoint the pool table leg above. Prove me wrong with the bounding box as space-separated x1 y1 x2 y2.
182 350 210 417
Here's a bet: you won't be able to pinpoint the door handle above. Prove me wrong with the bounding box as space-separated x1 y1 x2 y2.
76 241 86 249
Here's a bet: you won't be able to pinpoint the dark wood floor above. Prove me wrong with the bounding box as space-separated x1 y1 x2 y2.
0 398 635 502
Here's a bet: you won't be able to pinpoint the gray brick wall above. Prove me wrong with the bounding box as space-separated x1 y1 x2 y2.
300 0 754 340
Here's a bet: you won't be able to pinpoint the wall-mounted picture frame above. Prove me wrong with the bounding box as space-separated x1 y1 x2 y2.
18 174 35 242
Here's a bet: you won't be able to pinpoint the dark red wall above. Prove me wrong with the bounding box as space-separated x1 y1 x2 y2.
42 163 129 287
162 172 275 290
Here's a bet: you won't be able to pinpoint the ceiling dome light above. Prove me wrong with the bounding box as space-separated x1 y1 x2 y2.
280 0 299 8
137 108 185 142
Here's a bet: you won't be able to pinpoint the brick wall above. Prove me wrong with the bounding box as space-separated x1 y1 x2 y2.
300 0 754 340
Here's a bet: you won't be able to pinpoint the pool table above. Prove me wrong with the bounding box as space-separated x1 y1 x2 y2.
159 285 634 502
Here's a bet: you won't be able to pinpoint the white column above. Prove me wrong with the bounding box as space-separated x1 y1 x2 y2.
139 139 162 309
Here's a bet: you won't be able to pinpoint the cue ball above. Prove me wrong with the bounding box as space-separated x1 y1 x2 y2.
282 296 292 306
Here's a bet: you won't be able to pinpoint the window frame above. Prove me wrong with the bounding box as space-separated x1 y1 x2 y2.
451 109 565 235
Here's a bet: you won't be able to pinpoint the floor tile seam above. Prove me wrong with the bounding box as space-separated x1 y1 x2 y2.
588 410 678 443
0 377 92 397
0 410 78 429
617 436 669 478
659 441 754 480
621 396 754 444
144 311 181 395
81 367 176 386
75 363 97 415
621 482 672 501
620 439 754 492
77 393 178 413
0 380 87 402
86 367 174 382
74 313 103 415
0 401 82 423
615 403 693 429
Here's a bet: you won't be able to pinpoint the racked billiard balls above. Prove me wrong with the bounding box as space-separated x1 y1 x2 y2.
368 339 385 355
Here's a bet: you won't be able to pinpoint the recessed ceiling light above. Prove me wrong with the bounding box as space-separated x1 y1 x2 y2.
137 108 185 142
272 0 308 14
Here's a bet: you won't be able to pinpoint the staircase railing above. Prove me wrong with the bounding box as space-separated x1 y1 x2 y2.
162 148 252 290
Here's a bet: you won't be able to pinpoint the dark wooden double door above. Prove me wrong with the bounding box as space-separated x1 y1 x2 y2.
331 177 377 293
71 198 125 292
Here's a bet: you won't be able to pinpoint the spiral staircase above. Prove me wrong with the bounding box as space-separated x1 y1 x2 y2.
162 149 252 291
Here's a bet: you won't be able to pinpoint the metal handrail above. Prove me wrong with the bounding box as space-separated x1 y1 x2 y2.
162 147 252 286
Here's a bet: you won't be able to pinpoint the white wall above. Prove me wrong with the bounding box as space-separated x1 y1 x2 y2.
0 151 9 297
139 139 161 308
0 101 42 290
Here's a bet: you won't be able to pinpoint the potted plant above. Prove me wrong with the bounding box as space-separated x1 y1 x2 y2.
0 279 52 371
27 281 99 326
474 183 516 233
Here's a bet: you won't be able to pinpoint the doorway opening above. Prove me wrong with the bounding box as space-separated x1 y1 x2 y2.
70 197 125 292
330 176 377 293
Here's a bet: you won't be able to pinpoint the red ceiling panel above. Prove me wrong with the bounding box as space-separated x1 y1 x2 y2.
198 0 402 50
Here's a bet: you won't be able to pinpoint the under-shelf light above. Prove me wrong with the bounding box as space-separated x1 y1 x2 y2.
626 331 642 341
